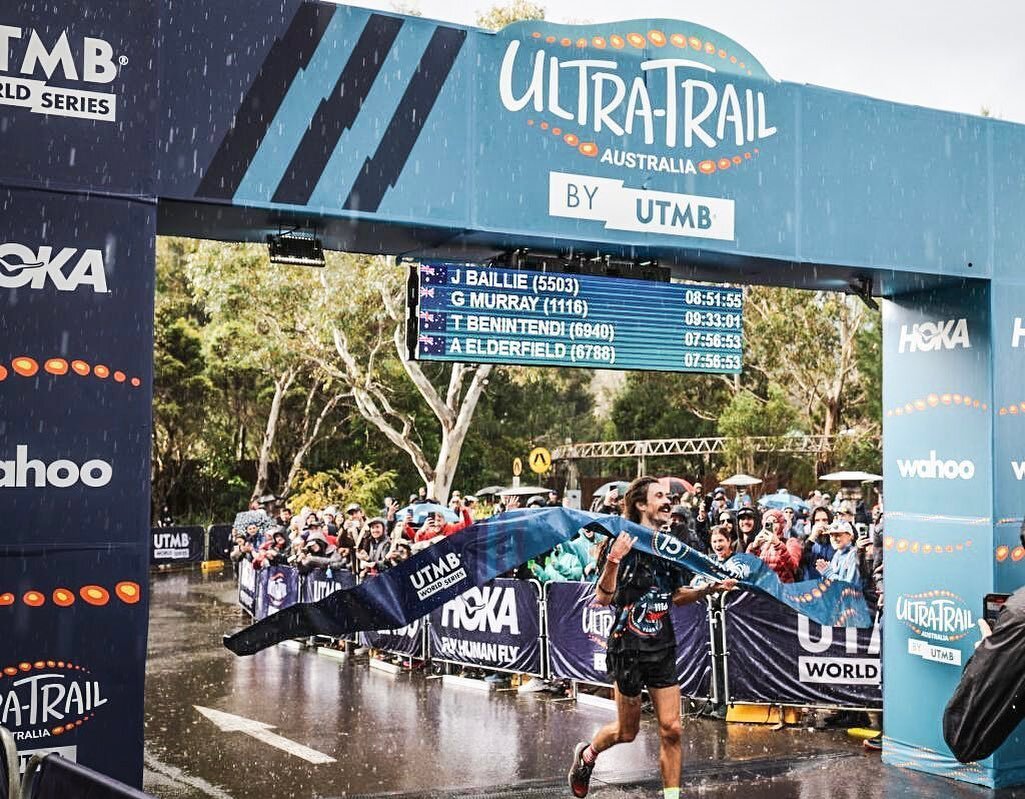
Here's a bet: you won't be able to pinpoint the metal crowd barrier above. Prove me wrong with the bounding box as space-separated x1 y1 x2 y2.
235 566 883 710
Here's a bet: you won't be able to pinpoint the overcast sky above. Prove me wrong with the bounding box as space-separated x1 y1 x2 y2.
348 0 1025 123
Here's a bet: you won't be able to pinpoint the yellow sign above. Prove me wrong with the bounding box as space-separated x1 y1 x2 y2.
512 457 522 477
529 446 552 474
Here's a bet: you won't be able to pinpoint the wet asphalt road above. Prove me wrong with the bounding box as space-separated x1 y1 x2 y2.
143 570 1018 798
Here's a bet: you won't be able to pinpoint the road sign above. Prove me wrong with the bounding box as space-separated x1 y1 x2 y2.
529 447 552 474
512 457 522 476
195 706 336 764
409 262 743 373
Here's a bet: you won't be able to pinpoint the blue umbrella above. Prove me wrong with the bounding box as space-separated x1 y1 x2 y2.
396 502 460 524
757 491 811 512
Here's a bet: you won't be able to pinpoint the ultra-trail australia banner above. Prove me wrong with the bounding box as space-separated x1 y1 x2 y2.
224 507 872 656
724 590 882 708
545 581 710 695
149 525 204 566
428 579 542 673
0 188 155 786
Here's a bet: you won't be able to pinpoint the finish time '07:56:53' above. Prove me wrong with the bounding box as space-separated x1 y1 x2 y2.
682 352 742 370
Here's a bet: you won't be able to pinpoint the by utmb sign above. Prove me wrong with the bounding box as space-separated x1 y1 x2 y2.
4 0 1025 791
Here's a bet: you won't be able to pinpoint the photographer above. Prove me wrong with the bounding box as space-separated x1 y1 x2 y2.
295 530 343 575
253 527 290 570
746 509 800 583
356 517 392 578
797 506 835 580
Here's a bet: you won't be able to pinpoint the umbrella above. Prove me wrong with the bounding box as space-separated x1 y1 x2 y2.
232 510 273 536
820 471 883 483
757 490 810 512
591 480 630 498
720 474 763 487
658 476 696 496
495 485 550 497
475 485 506 497
395 502 460 524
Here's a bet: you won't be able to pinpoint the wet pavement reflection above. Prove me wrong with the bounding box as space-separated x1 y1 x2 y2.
144 571 1018 798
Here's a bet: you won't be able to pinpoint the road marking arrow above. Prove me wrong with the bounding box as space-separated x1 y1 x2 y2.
194 705 336 765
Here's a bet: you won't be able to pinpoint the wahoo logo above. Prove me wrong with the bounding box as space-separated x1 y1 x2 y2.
1012 317 1025 349
1014 461 1025 480
897 318 970 353
895 451 975 481
440 585 519 634
0 243 108 293
895 591 974 642
0 24 120 121
410 551 467 601
0 445 112 489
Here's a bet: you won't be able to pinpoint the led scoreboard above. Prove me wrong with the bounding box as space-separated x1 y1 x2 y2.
408 262 743 374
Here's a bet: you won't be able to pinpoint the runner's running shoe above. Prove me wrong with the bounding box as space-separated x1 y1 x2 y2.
568 741 594 797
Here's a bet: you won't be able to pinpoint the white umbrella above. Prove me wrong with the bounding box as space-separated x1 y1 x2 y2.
496 485 550 496
719 473 762 487
820 471 883 482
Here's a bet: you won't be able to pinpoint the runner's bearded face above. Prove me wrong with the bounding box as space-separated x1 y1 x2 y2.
637 483 672 529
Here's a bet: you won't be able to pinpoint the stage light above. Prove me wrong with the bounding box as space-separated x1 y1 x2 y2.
266 232 325 267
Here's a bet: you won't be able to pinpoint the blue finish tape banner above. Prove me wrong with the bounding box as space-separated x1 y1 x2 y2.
362 619 425 658
149 526 204 566
254 566 301 620
224 508 871 656
427 579 542 673
412 262 742 373
547 580 710 696
724 591 881 708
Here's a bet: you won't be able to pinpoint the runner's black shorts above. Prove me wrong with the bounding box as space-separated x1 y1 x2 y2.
606 648 677 697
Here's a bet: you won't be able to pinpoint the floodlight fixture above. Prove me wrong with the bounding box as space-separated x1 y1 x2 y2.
267 229 325 267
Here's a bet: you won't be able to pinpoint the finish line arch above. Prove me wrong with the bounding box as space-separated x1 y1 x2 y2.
2 0 1024 788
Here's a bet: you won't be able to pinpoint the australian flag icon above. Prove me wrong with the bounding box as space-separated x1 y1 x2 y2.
419 310 446 332
419 263 448 285
418 335 446 356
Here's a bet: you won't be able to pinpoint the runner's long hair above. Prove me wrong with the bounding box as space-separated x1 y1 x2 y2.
623 476 660 525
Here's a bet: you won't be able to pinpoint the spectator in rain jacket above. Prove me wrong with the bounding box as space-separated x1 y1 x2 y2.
253 528 290 569
817 521 863 587
566 528 601 580
746 509 800 583
797 506 836 581
357 517 393 577
528 544 583 583
295 530 343 575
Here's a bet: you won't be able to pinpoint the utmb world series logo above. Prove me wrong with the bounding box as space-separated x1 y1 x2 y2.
0 22 125 122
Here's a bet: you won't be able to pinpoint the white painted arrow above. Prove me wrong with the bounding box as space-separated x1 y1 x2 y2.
194 705 336 765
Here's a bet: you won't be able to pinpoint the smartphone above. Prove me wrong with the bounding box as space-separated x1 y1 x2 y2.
984 593 1011 626
856 523 869 541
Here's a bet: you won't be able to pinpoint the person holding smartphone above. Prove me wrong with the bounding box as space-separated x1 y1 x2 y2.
567 476 735 799
815 521 862 587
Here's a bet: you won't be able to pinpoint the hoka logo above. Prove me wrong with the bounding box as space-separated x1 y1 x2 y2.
0 243 108 292
898 319 970 353
895 451 975 480
440 586 519 634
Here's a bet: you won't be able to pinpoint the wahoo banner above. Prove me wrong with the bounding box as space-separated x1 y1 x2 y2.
224 508 871 656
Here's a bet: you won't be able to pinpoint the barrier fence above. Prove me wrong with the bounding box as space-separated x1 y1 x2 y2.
234 566 882 710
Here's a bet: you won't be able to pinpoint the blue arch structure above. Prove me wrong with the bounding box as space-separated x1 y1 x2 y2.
1 0 1023 787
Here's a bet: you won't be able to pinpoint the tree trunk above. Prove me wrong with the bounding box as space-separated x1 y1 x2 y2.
252 367 297 500
428 364 491 500
280 389 345 497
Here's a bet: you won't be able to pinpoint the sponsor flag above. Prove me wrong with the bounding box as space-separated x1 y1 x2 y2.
223 508 872 656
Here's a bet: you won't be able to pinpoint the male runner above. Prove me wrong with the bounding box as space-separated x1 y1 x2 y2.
568 476 735 799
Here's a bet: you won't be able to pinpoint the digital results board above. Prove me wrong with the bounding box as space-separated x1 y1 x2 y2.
409 262 743 373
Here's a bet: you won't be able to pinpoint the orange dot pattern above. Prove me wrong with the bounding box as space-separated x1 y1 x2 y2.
884 536 973 556
996 544 1025 563
0 356 142 389
886 392 986 417
0 582 141 608
529 28 756 76
526 118 759 171
998 401 1025 416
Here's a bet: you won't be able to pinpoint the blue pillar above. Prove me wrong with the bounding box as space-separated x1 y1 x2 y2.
882 279 1025 787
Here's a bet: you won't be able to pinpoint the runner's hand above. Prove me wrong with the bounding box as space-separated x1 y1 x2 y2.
607 532 636 564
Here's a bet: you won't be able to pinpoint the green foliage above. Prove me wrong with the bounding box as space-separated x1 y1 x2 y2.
476 0 545 30
287 464 397 515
